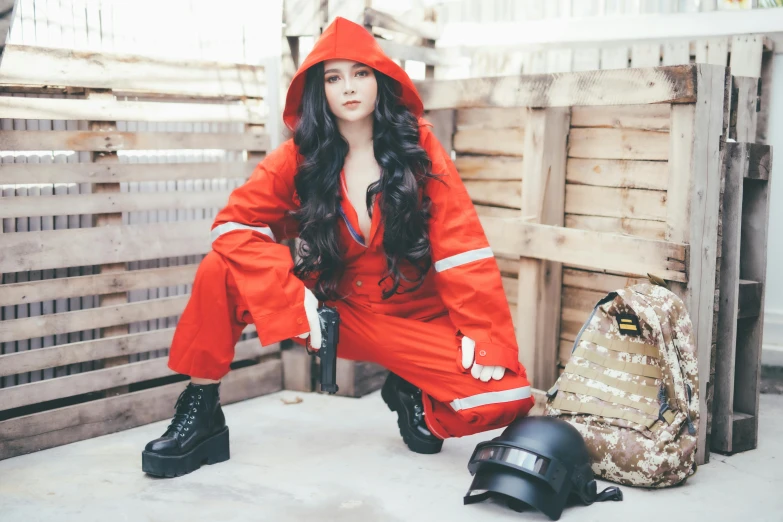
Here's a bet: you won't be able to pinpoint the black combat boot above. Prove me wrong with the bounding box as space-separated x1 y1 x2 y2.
381 372 443 454
142 382 229 477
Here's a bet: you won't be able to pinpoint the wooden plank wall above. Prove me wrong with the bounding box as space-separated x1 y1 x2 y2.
0 0 283 458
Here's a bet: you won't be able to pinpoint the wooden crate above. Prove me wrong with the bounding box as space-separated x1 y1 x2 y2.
0 47 281 461
418 64 743 465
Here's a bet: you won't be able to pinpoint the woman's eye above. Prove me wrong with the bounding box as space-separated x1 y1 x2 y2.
326 76 339 83
356 70 368 77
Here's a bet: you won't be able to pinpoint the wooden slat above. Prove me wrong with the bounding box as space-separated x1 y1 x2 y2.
561 286 607 315
0 96 267 124
566 158 668 191
0 219 210 273
684 64 728 465
455 156 524 180
0 264 199 307
0 323 259 377
570 104 671 131
415 65 697 110
474 204 521 218
453 128 525 156
728 35 764 78
0 295 189 343
568 128 669 161
377 39 452 66
0 338 277 411
0 190 232 219
364 7 441 41
480 217 688 282
464 180 521 209
565 214 667 240
0 44 267 98
456 107 528 130
516 107 570 390
563 268 644 293
731 76 759 143
0 358 283 460
713 141 744 453
0 160 256 184
0 131 269 152
565 185 668 221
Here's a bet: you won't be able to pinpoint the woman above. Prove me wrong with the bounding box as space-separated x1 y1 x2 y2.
141 17 534 479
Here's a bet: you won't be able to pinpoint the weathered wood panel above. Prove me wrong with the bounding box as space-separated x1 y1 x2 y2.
0 190 231 219
566 158 668 190
0 161 255 184
0 131 269 152
565 185 668 221
453 128 525 156
565 214 667 240
571 104 671 131
415 65 697 110
480 217 687 282
0 44 267 98
0 220 211 273
0 96 267 124
568 128 669 160
455 156 524 180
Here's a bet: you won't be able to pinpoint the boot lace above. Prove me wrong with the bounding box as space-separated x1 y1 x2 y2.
165 386 203 439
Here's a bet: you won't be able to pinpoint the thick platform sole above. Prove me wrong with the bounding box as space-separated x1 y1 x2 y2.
381 378 443 455
142 426 230 478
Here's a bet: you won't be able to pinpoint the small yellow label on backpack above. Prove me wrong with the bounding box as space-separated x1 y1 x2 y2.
616 314 641 337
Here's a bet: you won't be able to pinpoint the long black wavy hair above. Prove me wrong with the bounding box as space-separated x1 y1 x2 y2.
290 62 439 301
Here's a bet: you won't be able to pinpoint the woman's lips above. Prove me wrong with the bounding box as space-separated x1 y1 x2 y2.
344 101 360 107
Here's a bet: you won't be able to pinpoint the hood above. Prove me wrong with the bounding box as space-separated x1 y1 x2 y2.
283 16 424 131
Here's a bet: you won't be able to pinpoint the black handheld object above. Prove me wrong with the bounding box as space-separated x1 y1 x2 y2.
307 306 340 394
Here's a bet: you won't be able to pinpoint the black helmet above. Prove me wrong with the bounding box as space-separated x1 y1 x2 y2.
464 416 622 520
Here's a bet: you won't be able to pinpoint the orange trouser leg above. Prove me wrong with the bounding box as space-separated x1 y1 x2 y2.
168 251 252 380
328 299 535 439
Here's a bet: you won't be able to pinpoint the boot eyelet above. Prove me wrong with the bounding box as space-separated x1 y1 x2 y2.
197 395 202 399
188 420 193 424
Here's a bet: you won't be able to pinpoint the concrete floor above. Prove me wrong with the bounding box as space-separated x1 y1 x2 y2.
0 391 781 522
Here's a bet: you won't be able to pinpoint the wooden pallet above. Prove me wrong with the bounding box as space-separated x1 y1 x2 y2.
0 48 280 461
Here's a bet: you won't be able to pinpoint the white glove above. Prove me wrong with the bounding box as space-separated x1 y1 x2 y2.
296 287 322 350
461 336 505 382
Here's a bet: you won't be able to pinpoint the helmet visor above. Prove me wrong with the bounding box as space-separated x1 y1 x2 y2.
472 445 551 476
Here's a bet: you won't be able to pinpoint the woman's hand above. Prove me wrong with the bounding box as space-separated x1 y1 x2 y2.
461 336 505 382
296 287 322 350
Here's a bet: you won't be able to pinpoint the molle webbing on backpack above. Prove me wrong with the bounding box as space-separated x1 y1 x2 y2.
566 363 660 400
551 395 656 428
557 377 660 417
581 330 660 358
572 346 663 380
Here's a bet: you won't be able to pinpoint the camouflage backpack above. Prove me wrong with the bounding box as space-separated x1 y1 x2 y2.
544 281 699 488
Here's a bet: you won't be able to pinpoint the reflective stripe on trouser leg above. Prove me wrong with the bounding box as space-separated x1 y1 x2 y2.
450 386 533 412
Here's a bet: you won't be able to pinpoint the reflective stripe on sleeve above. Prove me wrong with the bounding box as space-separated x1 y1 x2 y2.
434 247 493 273
450 386 532 412
210 222 277 243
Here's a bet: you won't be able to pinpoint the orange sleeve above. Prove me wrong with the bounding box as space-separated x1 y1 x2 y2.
421 123 522 375
210 140 309 347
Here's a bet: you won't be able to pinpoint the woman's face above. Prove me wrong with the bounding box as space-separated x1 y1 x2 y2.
322 59 377 124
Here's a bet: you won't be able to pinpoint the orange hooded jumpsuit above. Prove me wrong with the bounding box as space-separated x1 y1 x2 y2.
168 17 534 439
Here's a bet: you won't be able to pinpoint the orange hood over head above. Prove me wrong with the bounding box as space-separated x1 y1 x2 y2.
283 16 424 131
